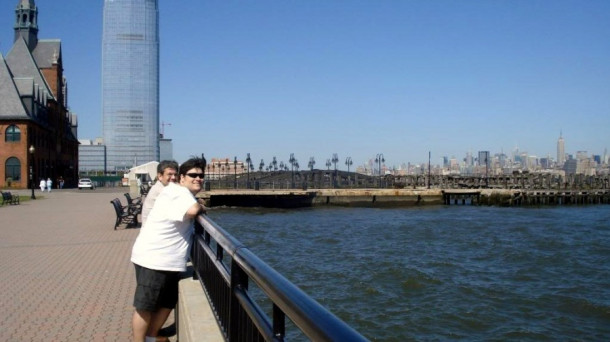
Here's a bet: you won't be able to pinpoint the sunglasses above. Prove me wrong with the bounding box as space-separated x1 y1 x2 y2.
185 173 205 179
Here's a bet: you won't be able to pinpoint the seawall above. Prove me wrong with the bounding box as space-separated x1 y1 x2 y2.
198 188 609 208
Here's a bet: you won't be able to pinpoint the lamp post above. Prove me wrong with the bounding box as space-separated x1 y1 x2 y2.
245 153 251 188
224 159 229 188
345 157 352 187
289 153 296 188
233 156 237 189
485 156 489 188
308 157 315 189
428 151 431 189
375 153 385 188
29 145 36 199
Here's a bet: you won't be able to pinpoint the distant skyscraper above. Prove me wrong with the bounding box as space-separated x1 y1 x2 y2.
102 0 159 171
557 131 565 166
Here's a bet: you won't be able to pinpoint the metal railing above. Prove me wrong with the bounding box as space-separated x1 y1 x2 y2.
190 214 369 342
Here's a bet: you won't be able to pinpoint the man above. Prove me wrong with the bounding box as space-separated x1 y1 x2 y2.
141 160 179 226
130 157 206 342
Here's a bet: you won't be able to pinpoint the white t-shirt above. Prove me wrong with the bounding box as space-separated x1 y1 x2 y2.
141 180 164 226
131 182 197 272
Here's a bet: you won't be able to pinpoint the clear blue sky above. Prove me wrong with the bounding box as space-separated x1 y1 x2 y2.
2 0 609 168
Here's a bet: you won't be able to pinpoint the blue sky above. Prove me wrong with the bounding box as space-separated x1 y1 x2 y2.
2 0 609 168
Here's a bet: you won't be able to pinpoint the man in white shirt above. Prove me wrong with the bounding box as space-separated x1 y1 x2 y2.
131 157 206 342
141 160 179 226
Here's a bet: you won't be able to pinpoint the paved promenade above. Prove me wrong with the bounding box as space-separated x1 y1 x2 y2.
0 188 175 341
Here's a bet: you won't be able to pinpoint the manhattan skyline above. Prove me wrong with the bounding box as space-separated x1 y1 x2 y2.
1 1 608 167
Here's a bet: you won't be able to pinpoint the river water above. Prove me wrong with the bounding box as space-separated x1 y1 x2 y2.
207 205 610 341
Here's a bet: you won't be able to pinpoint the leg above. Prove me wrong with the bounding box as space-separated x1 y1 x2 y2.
133 309 152 342
147 307 173 337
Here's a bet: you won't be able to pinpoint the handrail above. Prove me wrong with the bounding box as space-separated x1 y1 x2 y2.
191 214 369 342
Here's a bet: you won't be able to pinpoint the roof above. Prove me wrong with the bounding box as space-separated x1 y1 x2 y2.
128 161 160 180
32 39 61 68
0 53 29 119
5 37 55 100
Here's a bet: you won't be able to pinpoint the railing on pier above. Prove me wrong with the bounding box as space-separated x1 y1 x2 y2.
190 214 369 342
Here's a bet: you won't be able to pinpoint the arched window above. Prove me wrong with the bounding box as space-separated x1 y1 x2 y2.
5 125 21 142
5 157 21 181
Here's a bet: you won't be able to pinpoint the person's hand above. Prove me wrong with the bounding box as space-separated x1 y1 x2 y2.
197 199 208 214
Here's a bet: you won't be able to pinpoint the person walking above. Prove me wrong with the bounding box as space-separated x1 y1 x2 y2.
46 178 52 192
39 179 46 192
130 157 206 342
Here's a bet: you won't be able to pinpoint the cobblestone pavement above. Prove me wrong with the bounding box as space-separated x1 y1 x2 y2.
0 188 175 341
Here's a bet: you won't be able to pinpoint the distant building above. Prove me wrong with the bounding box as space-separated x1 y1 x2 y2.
557 132 565 166
78 139 106 173
159 137 173 161
564 158 577 175
0 0 78 188
478 151 490 167
102 0 160 171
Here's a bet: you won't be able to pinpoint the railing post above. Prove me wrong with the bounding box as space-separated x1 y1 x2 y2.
273 304 286 339
229 260 248 341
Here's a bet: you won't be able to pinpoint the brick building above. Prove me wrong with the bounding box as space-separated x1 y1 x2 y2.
0 0 78 189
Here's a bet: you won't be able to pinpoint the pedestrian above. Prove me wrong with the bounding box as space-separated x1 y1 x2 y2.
59 177 64 189
141 160 179 226
130 157 206 342
46 178 52 192
39 179 46 192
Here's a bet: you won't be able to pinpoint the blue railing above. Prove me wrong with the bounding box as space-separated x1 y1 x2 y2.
190 214 369 341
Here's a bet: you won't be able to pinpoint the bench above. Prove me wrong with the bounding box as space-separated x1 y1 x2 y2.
2 192 20 205
110 198 137 230
124 193 142 215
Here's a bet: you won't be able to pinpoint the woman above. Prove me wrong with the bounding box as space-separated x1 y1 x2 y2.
39 179 46 192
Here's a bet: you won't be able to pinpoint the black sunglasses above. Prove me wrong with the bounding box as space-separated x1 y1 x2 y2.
185 173 205 179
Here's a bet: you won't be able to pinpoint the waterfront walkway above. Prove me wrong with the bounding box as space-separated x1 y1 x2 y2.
0 188 176 341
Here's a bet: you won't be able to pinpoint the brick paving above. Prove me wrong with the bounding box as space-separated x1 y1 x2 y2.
0 188 175 341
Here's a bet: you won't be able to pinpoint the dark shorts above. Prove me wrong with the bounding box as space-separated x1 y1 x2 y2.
133 264 180 312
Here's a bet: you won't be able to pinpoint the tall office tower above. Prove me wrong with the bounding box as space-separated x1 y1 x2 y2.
102 0 159 171
557 131 565 166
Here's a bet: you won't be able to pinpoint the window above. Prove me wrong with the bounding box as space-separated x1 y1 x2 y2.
5 125 21 142
5 157 21 181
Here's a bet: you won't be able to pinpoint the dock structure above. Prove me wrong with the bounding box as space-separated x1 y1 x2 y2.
198 188 610 208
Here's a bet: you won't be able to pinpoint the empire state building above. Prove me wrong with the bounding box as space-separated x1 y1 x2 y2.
557 132 565 166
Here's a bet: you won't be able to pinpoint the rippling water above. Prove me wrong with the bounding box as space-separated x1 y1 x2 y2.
207 205 610 341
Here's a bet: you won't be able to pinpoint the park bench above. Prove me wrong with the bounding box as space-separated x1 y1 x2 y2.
140 184 150 196
124 193 142 215
2 192 20 205
110 198 137 230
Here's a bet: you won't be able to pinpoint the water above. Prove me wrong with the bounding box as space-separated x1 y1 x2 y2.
207 205 610 341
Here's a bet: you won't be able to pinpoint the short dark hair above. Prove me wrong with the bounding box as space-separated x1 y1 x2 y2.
157 160 179 174
179 157 207 177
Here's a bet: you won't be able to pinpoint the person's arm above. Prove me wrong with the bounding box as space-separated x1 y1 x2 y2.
185 202 205 218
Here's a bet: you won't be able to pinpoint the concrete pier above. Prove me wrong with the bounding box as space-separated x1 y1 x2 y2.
199 188 610 208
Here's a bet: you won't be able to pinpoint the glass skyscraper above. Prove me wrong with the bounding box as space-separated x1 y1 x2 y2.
102 0 159 171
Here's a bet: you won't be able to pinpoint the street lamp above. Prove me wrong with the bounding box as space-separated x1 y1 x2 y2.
289 153 296 188
375 153 385 188
308 157 315 189
245 153 252 188
224 159 229 188
428 151 431 189
345 157 352 187
29 145 36 199
233 156 237 189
